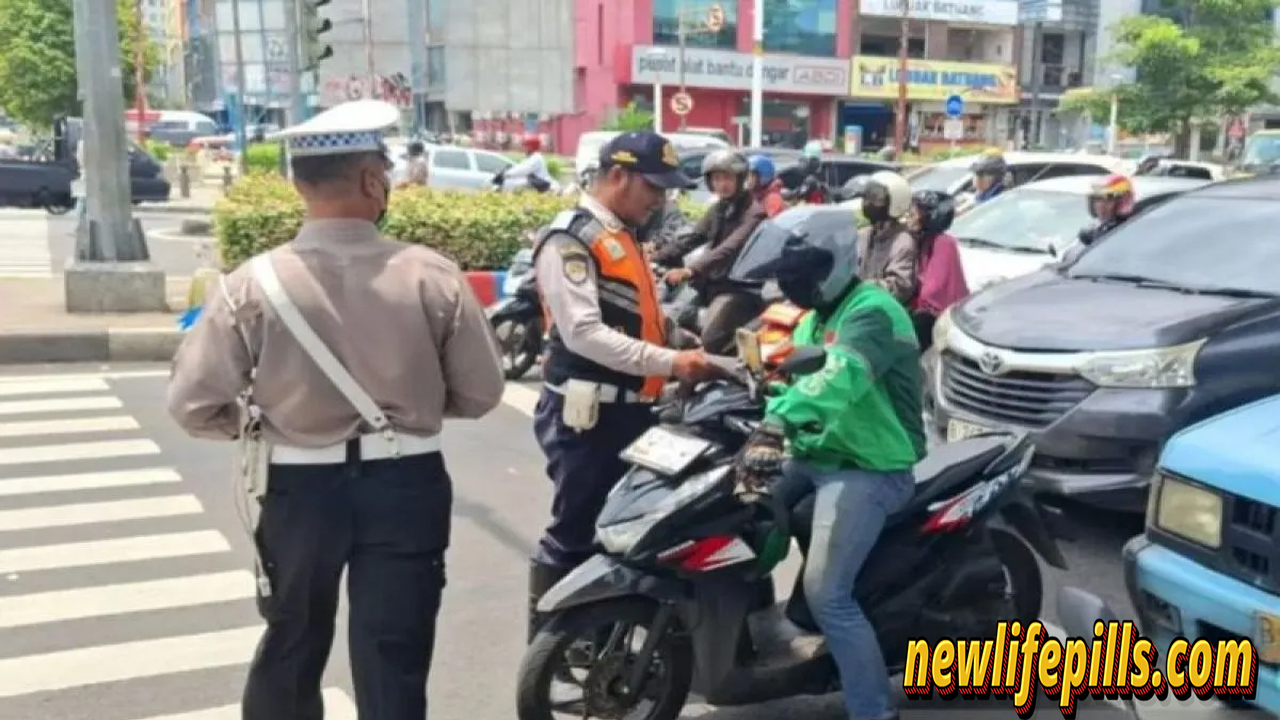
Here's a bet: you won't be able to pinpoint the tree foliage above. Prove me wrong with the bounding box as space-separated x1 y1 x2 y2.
601 101 656 132
0 0 159 130
1059 0 1280 146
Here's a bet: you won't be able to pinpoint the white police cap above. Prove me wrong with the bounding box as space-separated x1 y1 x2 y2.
270 99 400 157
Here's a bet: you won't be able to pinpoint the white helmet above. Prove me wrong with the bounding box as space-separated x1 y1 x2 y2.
861 170 912 220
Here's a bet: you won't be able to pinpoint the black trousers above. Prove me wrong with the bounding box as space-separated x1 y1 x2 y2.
243 444 452 720
532 391 654 570
701 290 763 356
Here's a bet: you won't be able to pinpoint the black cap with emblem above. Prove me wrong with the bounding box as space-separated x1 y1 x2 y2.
598 132 696 190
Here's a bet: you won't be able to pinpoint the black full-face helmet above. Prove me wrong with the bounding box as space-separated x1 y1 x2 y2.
729 205 860 309
909 189 956 236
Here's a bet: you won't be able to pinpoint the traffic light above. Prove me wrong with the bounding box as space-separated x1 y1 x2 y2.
300 0 334 71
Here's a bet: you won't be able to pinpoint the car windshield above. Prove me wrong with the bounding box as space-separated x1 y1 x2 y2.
1242 134 1280 166
949 188 1089 253
1069 195 1280 296
907 165 970 192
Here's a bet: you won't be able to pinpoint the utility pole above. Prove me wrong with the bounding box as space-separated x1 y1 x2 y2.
406 0 427 131
749 0 763 148
1028 21 1043 149
68 0 164 311
677 0 688 130
285 0 305 124
230 0 249 172
894 0 909 152
362 0 376 97
134 0 147 143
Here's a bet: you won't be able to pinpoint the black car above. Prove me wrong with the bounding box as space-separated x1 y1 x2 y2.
926 174 1280 512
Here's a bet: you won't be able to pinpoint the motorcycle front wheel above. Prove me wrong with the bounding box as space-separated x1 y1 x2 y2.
493 316 541 380
516 599 693 720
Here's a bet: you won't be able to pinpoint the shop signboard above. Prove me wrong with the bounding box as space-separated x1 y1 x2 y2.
630 45 849 96
849 57 1018 104
860 0 1020 25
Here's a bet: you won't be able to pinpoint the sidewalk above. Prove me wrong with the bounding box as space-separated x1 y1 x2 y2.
137 185 223 215
0 277 191 364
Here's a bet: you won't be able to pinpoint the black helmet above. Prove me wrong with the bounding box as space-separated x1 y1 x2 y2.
729 205 859 309
971 152 1007 177
910 190 956 236
407 140 425 155
1135 154 1162 174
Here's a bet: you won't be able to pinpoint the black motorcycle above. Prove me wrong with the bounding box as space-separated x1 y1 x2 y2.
488 240 543 380
516 342 1068 720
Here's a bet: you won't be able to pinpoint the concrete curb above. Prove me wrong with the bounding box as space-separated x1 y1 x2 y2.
0 327 181 365
137 203 214 216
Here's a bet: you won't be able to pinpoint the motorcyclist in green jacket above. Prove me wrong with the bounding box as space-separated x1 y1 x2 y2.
727 205 925 720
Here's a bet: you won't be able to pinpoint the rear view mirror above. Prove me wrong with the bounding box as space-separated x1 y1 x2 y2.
736 327 763 373
777 345 826 376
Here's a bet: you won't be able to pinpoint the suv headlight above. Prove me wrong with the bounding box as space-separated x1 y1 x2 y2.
932 307 954 351
1077 339 1205 388
1152 473 1222 548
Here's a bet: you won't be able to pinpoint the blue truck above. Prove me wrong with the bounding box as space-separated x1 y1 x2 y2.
1124 394 1280 712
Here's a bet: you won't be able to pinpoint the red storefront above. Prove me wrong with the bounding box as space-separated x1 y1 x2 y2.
613 44 847 146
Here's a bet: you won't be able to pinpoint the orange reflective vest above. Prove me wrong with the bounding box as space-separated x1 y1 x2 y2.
538 209 669 400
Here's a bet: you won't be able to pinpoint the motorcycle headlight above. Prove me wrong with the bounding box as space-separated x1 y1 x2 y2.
595 466 730 555
1076 339 1205 389
932 307 955 351
597 515 661 555
1152 473 1222 548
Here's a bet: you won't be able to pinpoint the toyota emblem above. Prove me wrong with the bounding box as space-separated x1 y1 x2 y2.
977 351 1006 375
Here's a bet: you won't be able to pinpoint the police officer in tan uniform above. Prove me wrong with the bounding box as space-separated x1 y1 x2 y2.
527 131 730 640
167 99 505 720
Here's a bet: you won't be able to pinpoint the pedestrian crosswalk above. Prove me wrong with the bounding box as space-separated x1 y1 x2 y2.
0 373 358 719
0 223 54 279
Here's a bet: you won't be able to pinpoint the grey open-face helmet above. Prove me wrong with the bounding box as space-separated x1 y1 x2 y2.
700 149 749 183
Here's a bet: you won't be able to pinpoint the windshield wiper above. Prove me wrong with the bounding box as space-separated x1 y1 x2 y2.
956 236 1044 254
1072 273 1197 292
1180 286 1280 299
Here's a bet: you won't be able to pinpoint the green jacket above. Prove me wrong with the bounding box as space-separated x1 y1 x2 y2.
765 282 926 472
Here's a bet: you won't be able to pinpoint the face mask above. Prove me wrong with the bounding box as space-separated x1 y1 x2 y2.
778 276 819 309
863 202 891 224
374 172 391 229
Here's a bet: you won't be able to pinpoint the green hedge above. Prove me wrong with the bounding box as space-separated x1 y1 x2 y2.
213 173 710 271
244 143 283 173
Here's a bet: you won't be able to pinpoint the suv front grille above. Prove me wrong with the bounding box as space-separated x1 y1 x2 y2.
941 352 1094 429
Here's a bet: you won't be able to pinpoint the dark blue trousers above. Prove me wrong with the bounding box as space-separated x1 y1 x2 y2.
533 390 655 570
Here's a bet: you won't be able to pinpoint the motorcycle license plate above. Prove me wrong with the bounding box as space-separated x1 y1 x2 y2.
620 426 712 476
946 419 992 442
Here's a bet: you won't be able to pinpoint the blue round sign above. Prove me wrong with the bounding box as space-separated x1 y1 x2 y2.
945 94 964 118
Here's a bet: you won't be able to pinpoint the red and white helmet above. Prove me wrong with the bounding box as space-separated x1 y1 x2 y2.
1087 174 1135 217
521 134 542 153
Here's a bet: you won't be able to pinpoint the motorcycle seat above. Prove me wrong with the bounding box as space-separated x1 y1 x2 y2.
908 435 1010 505
786 435 1011 544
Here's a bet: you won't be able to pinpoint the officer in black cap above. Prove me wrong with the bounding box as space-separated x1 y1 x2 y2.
527 132 731 640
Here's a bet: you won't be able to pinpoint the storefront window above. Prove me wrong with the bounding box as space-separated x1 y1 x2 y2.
763 0 837 56
652 0 737 49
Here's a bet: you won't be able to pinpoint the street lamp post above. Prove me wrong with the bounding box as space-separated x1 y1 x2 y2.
644 48 667 132
1106 73 1123 155
893 0 909 151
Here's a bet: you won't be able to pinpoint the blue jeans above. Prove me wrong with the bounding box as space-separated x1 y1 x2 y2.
776 459 915 720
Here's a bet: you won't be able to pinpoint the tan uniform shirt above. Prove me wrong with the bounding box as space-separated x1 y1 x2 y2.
167 218 505 447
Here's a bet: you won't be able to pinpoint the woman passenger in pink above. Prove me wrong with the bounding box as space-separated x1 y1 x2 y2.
905 190 969 350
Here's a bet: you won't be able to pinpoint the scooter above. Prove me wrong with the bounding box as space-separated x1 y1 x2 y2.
515 331 1068 720
487 232 543 380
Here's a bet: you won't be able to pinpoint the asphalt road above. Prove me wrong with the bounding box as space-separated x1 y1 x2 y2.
0 363 1243 720
1 208 205 280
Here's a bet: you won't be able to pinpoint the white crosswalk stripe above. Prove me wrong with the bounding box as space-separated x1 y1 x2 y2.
0 232 54 279
0 374 358 718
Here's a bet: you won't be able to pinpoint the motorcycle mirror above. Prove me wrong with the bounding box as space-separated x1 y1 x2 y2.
735 327 764 373
776 346 826 376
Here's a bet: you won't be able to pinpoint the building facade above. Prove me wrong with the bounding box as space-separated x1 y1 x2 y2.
510 0 1026 154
